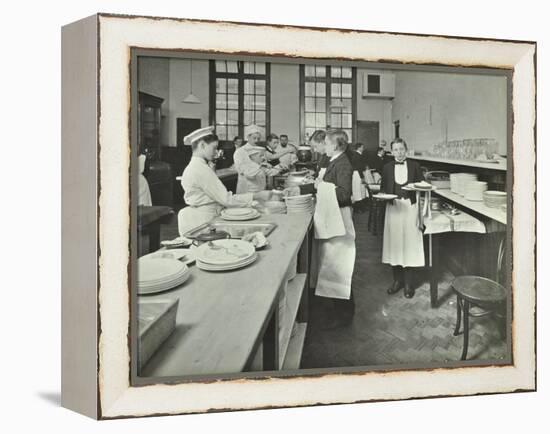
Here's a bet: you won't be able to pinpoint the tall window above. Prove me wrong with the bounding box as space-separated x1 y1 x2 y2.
210 60 270 142
301 64 356 143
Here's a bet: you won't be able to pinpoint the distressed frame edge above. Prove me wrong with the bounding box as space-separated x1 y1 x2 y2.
92 15 536 419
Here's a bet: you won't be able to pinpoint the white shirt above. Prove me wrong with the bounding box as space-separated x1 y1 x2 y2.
394 160 408 185
181 156 253 207
234 142 263 178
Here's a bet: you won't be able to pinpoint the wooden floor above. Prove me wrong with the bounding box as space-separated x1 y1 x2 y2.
154 206 509 369
301 208 509 368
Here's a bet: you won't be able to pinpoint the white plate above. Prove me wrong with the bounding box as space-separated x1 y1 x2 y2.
373 193 398 200
138 258 187 284
284 194 312 200
222 207 255 216
196 239 256 265
220 210 260 221
197 253 258 271
160 236 192 248
138 270 190 294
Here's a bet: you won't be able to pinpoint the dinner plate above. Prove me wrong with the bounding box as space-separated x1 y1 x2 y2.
196 253 258 271
142 248 196 265
220 210 260 221
138 269 191 294
160 236 193 249
373 193 398 200
222 207 255 217
138 258 188 284
195 239 256 265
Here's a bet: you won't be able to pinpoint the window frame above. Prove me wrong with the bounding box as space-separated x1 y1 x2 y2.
299 64 357 143
209 60 271 144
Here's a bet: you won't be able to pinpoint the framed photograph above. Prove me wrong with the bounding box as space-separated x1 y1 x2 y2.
61 13 536 419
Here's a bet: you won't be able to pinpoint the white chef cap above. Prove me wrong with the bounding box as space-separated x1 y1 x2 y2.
244 124 265 139
183 125 215 146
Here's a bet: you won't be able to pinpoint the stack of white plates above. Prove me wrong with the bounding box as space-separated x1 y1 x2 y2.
263 200 287 214
284 194 314 214
195 239 258 271
220 207 260 221
138 257 190 294
464 181 488 201
483 190 507 208
450 173 478 196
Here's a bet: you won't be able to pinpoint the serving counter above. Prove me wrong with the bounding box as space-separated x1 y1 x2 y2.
138 212 313 379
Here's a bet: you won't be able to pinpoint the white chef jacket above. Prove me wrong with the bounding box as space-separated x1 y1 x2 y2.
234 142 265 193
181 156 253 208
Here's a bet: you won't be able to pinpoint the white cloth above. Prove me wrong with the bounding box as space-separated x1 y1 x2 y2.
424 210 486 234
314 181 345 239
138 154 152 206
315 206 356 300
351 171 364 203
179 156 253 235
382 198 425 267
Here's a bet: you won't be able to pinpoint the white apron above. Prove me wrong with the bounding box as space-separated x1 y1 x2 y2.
177 203 222 237
315 206 356 300
382 198 425 267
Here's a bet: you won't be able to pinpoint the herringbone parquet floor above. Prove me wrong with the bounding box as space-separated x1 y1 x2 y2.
301 209 509 368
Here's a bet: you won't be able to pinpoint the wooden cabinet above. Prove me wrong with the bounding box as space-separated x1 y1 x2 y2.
138 92 164 158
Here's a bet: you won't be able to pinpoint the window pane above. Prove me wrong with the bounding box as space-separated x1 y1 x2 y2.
216 78 226 93
315 65 326 77
215 60 226 72
342 67 352 78
331 83 341 97
343 114 352 128
343 98 352 113
315 97 326 112
255 80 266 95
228 126 239 140
244 62 254 74
255 63 266 74
316 82 326 97
331 114 341 128
305 65 315 77
227 61 238 73
256 111 266 126
255 95 266 110
244 79 254 94
342 83 352 98
244 95 254 110
228 79 239 94
331 66 341 78
216 95 227 109
305 113 316 127
305 82 315 96
228 110 239 125
331 98 343 111
244 110 254 125
316 113 326 127
216 110 227 125
228 94 238 110
305 97 315 112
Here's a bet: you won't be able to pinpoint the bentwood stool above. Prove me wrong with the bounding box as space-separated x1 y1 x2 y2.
451 276 507 360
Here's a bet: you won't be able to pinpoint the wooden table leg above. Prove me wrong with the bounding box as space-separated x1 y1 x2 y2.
429 233 439 308
147 223 161 253
461 299 470 360
453 293 462 336
262 307 279 371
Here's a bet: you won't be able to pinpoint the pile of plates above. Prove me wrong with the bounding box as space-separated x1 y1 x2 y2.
195 239 258 271
450 173 478 196
483 190 507 208
464 181 488 201
138 257 190 295
262 200 287 214
220 207 260 221
284 194 314 214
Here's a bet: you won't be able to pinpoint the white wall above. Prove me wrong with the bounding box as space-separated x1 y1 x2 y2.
391 71 508 154
270 63 301 145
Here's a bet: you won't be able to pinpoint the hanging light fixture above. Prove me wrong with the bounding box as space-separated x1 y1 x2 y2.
182 59 201 104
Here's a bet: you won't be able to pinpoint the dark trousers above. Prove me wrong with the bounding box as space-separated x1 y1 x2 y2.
392 265 415 287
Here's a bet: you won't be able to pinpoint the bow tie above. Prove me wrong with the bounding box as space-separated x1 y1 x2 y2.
395 160 406 165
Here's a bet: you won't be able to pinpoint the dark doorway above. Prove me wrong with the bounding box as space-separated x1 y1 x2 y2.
177 118 201 148
356 120 380 154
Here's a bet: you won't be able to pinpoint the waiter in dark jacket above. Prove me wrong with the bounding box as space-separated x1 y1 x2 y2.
380 138 425 298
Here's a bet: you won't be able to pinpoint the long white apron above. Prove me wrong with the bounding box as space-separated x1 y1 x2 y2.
315 206 356 300
382 198 425 267
177 203 222 237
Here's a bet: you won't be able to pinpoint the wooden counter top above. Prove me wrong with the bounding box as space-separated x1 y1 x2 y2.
139 212 312 378
434 189 507 225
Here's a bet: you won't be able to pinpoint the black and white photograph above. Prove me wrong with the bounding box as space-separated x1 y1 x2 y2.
133 53 512 380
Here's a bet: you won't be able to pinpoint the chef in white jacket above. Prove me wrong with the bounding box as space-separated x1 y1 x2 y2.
234 124 268 193
178 126 271 236
241 146 281 193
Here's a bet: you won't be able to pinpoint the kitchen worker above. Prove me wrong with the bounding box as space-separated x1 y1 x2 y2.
234 124 268 193
178 126 270 236
380 138 425 298
241 146 281 193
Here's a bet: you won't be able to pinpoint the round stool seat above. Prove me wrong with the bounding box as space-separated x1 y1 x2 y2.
452 275 506 304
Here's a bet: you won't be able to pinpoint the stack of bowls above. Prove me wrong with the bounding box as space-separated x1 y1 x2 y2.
483 191 507 208
464 181 488 201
